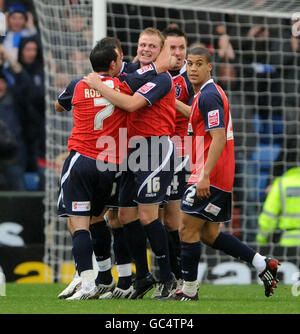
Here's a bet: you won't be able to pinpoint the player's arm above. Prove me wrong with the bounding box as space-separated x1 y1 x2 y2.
54 79 80 112
196 128 226 199
175 99 191 118
83 72 148 112
175 77 194 118
54 100 65 112
93 82 148 112
83 72 172 113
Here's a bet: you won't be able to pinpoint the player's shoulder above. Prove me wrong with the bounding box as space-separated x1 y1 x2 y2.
197 81 225 108
155 71 173 83
121 61 140 74
200 81 222 99
68 78 82 88
101 75 118 86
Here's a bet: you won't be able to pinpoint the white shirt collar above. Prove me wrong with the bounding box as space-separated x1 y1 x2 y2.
200 78 214 91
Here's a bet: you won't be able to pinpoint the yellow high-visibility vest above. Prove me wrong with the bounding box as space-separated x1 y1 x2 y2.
257 167 300 246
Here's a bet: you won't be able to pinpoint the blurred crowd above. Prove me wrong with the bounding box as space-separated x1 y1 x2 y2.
0 0 45 191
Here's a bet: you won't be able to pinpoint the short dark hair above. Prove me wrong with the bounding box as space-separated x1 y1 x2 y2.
187 47 212 63
162 26 187 42
89 44 117 72
97 37 123 55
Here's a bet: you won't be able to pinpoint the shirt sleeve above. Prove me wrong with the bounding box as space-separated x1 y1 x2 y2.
135 72 173 105
187 81 195 106
121 61 140 74
57 79 81 111
120 62 158 93
198 90 225 131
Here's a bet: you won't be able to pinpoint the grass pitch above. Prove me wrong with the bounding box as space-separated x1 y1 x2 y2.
0 283 298 315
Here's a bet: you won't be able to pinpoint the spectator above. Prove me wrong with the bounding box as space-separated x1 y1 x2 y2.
269 18 300 179
257 167 300 246
67 49 91 76
0 43 37 180
0 71 26 190
18 35 45 188
0 2 37 63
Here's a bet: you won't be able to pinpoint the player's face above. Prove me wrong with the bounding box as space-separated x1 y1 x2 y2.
166 36 187 71
137 34 162 66
186 54 212 91
113 48 123 75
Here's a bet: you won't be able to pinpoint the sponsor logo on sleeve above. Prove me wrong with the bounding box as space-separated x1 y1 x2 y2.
138 82 156 94
137 64 154 74
207 109 220 128
72 201 91 212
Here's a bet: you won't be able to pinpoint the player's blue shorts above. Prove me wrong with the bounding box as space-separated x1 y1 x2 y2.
181 183 232 223
57 151 117 217
168 155 190 201
106 171 122 209
119 136 174 207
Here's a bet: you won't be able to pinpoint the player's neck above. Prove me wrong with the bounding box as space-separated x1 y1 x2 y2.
193 84 201 94
97 70 114 77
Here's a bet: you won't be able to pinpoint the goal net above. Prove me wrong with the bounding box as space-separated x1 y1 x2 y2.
35 0 300 284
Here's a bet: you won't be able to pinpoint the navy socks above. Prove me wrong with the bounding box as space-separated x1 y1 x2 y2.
180 241 201 282
112 227 132 289
212 232 256 264
123 219 149 280
89 220 113 285
167 229 182 280
144 218 172 282
72 229 93 275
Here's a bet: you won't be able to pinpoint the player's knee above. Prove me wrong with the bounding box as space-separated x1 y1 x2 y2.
106 210 121 228
179 220 200 243
118 210 128 226
138 209 158 226
163 213 180 231
118 208 138 226
201 227 220 246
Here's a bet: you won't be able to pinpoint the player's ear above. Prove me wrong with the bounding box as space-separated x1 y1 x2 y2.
110 59 116 71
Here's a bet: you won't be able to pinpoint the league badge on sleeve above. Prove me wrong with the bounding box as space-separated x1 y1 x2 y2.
137 64 154 75
207 109 220 128
138 82 156 94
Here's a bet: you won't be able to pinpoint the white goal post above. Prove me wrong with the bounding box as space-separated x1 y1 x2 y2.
33 0 300 284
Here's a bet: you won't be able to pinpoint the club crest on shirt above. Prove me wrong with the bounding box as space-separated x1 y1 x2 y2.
139 82 156 94
175 83 182 98
208 109 220 128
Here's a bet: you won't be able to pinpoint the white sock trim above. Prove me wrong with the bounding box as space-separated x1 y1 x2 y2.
92 252 99 279
80 269 95 284
252 253 266 273
98 258 112 272
182 280 199 297
117 263 132 277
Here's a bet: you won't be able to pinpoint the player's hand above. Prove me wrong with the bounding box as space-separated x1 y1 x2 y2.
83 72 103 90
169 55 178 69
155 39 171 73
196 175 211 200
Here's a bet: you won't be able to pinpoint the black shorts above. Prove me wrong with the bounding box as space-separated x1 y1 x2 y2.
119 136 174 207
106 171 122 209
168 155 190 202
181 184 232 223
57 151 117 217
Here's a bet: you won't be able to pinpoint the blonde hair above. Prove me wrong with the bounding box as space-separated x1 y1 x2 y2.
139 27 165 48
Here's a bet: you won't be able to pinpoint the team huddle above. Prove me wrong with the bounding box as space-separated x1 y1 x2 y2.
54 27 280 301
